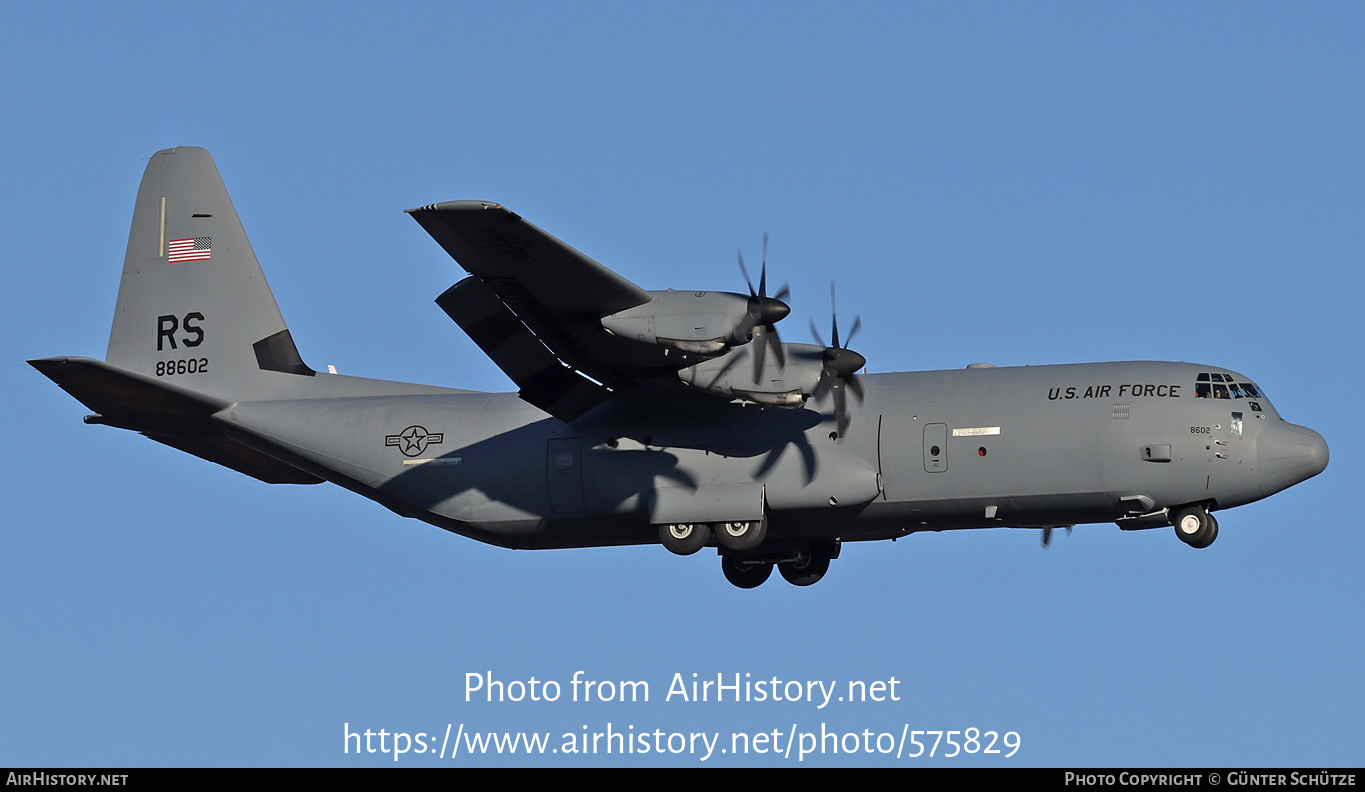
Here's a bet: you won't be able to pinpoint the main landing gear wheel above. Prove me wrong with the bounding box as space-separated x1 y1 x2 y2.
778 552 831 587
721 555 773 589
1172 505 1218 548
715 519 767 552
658 522 709 556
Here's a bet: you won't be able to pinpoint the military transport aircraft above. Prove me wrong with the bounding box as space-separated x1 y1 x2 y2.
30 147 1329 588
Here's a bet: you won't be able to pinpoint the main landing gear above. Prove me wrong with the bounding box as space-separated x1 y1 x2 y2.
721 555 773 588
658 522 709 555
719 551 833 589
658 519 770 555
1170 504 1219 549
656 520 837 588
720 541 839 589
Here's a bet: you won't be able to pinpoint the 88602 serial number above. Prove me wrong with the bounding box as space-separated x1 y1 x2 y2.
156 358 208 377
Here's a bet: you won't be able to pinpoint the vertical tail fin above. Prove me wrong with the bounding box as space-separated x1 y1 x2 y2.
106 146 311 401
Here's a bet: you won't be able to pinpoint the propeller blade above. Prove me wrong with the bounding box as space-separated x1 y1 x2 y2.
751 326 767 383
758 234 768 298
829 282 840 349
833 382 849 438
810 319 826 349
812 369 834 401
767 328 786 369
846 315 862 347
737 248 756 298
848 372 864 401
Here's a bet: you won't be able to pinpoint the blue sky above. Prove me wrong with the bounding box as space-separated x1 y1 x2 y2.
3 2 1361 766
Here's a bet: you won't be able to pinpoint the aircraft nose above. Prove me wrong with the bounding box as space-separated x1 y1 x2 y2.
1257 421 1329 495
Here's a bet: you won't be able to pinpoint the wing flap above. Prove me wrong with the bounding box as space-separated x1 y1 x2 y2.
436 277 610 422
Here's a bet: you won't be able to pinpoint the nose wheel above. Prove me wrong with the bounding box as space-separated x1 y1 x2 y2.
1171 505 1219 548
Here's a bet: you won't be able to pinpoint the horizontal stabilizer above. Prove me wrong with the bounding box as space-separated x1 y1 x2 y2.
29 357 320 484
30 356 229 430
436 277 609 422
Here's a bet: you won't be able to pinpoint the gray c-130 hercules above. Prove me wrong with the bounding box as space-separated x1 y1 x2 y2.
31 147 1329 588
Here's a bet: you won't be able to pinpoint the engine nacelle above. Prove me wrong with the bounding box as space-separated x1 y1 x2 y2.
677 343 824 407
600 290 752 356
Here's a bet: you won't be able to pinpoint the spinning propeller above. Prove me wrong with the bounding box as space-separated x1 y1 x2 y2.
807 283 866 438
735 232 791 382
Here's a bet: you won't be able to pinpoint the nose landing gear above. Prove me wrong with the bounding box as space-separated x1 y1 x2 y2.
1171 504 1219 548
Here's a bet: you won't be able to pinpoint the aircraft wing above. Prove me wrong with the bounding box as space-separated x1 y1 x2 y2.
407 201 651 315
410 202 696 420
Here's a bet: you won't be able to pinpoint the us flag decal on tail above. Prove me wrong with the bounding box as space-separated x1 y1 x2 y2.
168 237 211 262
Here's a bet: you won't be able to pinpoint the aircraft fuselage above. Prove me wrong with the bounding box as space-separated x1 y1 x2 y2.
212 359 1327 552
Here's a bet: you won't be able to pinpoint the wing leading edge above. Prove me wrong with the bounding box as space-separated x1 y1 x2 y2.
406 201 650 315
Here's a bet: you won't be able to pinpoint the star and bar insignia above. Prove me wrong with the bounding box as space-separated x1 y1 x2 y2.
385 425 444 457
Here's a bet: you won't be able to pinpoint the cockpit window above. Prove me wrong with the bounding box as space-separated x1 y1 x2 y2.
1195 373 1266 401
